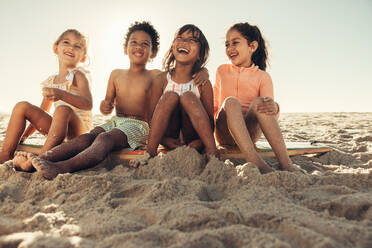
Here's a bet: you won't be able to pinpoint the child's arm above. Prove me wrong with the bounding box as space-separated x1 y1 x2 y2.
43 71 92 111
20 97 53 143
257 97 279 115
100 70 117 115
148 73 166 124
257 73 279 115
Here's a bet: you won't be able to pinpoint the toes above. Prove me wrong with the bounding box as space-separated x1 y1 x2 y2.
14 151 26 157
128 152 150 168
31 157 43 170
27 152 36 160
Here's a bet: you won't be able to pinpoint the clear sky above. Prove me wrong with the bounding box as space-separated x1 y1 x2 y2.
0 0 371 114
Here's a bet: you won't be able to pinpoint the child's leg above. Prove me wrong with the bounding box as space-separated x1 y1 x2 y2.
180 111 203 152
40 127 105 162
31 128 128 179
13 105 91 171
0 101 51 164
216 97 274 173
40 105 88 155
147 92 180 157
248 98 295 171
179 92 217 157
161 107 182 150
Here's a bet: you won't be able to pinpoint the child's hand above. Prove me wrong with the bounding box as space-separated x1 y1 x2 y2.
42 87 63 101
192 67 209 87
257 97 278 115
100 100 114 115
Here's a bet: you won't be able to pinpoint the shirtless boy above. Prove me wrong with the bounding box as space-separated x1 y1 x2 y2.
30 21 161 179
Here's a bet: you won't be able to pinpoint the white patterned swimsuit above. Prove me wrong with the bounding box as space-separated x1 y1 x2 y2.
164 73 200 97
40 67 93 130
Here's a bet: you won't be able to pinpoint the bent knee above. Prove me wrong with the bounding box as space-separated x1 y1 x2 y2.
95 132 112 144
179 91 198 104
13 101 32 113
160 91 180 105
96 129 126 146
162 91 180 100
222 97 241 111
54 105 74 117
90 126 105 135
249 97 265 114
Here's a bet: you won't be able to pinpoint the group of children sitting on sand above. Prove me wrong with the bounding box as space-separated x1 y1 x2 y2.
0 21 296 179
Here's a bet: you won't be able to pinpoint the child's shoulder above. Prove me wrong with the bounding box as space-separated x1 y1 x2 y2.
256 68 272 81
152 71 167 80
111 68 128 75
148 69 162 77
217 64 231 72
109 69 128 80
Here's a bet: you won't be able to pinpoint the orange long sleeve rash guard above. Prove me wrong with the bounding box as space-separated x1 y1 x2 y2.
213 63 279 120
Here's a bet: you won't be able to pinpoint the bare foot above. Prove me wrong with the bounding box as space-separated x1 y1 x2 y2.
256 164 275 174
12 151 35 172
281 164 296 172
188 139 204 152
31 157 61 180
128 152 151 168
284 163 307 174
162 137 182 150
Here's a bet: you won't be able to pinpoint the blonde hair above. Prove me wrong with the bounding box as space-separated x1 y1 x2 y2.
54 29 88 57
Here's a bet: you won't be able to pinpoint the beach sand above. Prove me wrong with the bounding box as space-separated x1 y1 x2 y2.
0 112 371 247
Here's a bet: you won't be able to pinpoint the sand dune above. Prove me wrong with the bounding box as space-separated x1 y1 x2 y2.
1 112 371 248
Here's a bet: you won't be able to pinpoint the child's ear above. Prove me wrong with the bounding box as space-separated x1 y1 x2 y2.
124 45 128 55
80 55 87 63
53 44 58 54
250 41 259 53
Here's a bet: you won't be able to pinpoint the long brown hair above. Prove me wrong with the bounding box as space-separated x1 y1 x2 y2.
163 24 209 74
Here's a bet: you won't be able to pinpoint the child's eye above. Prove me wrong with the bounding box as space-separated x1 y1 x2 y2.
74 45 82 49
190 39 199 44
63 41 69 45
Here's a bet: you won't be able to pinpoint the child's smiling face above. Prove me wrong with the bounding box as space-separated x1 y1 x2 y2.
225 29 256 68
172 30 200 65
54 33 86 68
125 30 153 65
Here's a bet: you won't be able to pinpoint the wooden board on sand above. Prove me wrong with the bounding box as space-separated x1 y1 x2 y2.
0 141 332 160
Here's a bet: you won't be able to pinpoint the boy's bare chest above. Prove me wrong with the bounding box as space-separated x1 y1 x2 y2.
115 77 151 95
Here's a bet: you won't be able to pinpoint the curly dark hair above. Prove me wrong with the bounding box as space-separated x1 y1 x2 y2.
124 21 160 55
229 22 268 71
163 24 209 74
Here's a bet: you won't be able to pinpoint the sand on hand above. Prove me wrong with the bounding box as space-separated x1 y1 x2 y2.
1 112 372 248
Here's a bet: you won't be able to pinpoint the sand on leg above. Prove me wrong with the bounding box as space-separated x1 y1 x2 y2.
1 101 52 167
249 97 295 172
179 92 217 157
41 127 105 162
39 105 89 156
32 128 128 179
129 92 180 168
216 97 274 173
147 92 180 157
